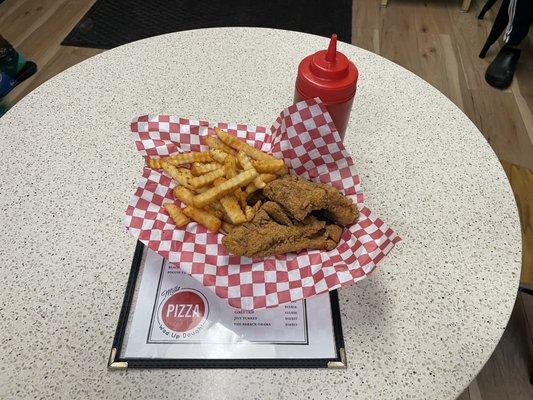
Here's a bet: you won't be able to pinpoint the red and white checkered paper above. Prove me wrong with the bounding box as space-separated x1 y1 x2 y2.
125 98 400 309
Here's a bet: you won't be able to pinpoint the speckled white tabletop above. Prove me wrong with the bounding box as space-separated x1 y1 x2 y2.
0 28 521 400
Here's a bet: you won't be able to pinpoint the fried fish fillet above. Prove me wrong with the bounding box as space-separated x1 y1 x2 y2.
261 201 293 225
263 175 358 225
222 203 342 258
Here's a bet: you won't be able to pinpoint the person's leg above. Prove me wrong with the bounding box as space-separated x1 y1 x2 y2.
479 0 510 58
503 0 533 47
0 34 37 99
485 0 533 89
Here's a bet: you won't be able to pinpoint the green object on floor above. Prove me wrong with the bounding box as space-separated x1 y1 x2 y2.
0 35 37 99
0 38 27 77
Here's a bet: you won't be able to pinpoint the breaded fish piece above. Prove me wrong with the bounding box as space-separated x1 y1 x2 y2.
222 207 342 258
263 175 358 225
261 201 293 226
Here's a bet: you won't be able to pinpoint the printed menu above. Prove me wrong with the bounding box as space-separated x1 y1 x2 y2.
123 248 337 360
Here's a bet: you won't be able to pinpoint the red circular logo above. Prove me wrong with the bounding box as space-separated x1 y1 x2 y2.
161 290 207 332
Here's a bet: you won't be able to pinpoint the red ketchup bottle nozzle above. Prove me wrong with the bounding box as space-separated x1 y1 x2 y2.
325 34 337 62
294 31 358 139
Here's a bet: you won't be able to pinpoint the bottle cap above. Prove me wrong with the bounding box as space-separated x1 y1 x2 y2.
295 34 358 103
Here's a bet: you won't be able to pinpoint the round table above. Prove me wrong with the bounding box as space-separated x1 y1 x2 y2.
0 28 521 400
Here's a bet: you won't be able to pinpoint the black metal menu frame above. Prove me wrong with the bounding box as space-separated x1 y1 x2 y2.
109 241 346 369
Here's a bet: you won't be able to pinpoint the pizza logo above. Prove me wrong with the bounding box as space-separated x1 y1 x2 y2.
158 288 209 338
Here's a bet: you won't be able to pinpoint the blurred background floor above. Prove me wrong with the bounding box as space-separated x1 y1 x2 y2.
0 0 532 398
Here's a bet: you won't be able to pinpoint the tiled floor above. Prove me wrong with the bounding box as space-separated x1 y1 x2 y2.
0 0 532 398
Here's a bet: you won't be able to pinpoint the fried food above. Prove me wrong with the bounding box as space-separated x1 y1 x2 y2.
193 169 258 208
244 173 277 195
193 185 210 194
237 151 265 189
183 205 222 232
221 195 246 224
173 186 195 205
220 196 246 224
261 201 292 225
146 158 163 169
205 207 224 219
191 162 222 176
234 190 247 208
244 200 262 222
150 127 357 257
210 201 224 212
165 151 212 165
214 127 272 161
173 186 222 218
246 190 267 207
315 183 359 225
222 156 247 206
236 151 254 171
204 134 236 154
221 221 235 234
252 159 285 174
222 205 343 258
249 200 262 220
214 177 247 224
224 156 237 179
161 162 193 188
164 203 190 227
189 168 226 188
276 165 289 176
210 148 230 164
263 175 358 225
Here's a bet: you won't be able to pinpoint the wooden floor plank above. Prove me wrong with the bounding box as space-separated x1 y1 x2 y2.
501 162 533 284
440 33 465 110
511 78 533 146
352 0 379 53
412 0 453 35
353 0 380 30
372 29 380 54
352 28 379 53
470 89 533 170
457 386 472 400
476 295 533 400
415 31 451 97
379 1 423 77
468 378 483 400
449 38 483 127
521 291 533 359
0 0 65 48
514 37 533 124
16 0 95 64
0 0 27 28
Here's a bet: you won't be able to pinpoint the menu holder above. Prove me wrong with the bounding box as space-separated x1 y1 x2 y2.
109 241 346 369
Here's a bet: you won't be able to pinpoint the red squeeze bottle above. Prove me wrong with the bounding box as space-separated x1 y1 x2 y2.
294 34 359 139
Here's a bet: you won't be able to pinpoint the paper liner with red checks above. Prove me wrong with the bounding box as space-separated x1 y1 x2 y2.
125 98 400 309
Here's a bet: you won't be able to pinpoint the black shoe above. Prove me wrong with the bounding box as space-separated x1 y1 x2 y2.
485 46 521 89
13 61 37 86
